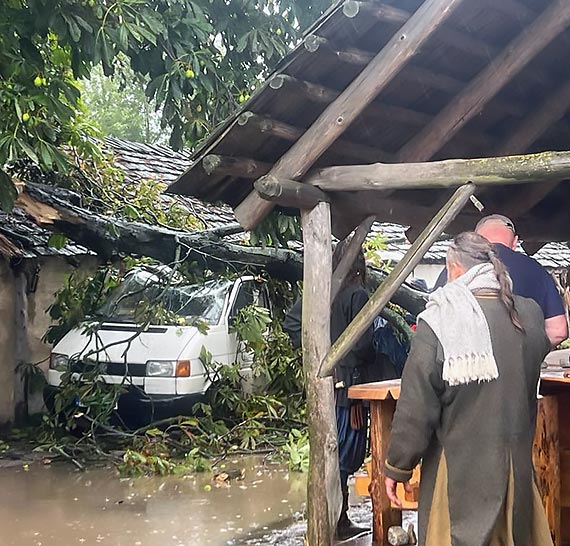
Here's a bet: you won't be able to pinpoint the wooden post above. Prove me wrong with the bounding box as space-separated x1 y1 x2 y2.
331 215 376 303
369 398 401 545
234 0 467 230
301 201 341 545
533 395 561 545
308 151 570 191
319 183 475 378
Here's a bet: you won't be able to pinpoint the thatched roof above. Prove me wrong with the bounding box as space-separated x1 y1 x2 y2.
168 0 570 245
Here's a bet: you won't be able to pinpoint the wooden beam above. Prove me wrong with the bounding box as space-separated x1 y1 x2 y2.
342 1 407 24
343 1 495 61
301 201 341 543
309 151 570 191
301 36 526 120
254 175 329 209
493 80 570 217
318 183 476 377
236 111 391 164
269 73 490 149
202 154 272 178
499 80 570 156
234 0 467 230
331 215 376 302
397 0 570 162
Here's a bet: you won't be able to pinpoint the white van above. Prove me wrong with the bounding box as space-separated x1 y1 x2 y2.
44 267 271 424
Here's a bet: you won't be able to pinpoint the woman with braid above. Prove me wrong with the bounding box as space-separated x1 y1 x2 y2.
384 232 553 546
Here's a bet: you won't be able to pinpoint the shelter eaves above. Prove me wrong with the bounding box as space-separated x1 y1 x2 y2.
168 0 570 245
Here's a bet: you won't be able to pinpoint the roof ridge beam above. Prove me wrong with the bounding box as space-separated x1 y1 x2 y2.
397 0 570 162
234 0 467 230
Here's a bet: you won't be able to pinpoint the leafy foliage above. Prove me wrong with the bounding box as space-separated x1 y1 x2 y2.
0 0 333 210
44 265 121 344
81 63 165 144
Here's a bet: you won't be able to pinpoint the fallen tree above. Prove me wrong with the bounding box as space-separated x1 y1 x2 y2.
18 183 427 317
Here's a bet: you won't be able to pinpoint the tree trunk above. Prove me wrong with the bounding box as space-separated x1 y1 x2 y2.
18 183 427 316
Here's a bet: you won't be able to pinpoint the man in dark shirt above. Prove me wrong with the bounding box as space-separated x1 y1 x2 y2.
434 214 567 347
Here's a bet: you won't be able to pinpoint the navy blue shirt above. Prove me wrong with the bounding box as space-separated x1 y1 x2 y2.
434 243 564 319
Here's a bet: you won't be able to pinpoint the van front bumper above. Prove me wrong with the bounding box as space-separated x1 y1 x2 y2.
43 385 206 427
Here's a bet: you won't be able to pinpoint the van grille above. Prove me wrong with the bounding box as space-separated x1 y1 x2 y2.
72 360 146 377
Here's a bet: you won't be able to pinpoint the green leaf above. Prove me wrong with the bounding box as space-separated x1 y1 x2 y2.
18 140 40 164
48 233 68 249
0 169 18 212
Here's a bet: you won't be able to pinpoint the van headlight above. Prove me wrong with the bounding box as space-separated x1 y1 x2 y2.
146 360 191 377
146 360 176 377
50 353 69 371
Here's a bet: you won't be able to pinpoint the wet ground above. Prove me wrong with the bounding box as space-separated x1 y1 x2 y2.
0 456 307 546
0 455 413 546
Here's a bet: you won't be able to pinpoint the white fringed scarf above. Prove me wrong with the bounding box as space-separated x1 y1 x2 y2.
419 263 503 386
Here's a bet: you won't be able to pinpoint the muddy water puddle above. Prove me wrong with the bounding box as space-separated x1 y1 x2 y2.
0 457 306 546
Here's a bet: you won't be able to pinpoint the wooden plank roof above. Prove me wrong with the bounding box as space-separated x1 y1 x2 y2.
168 0 570 244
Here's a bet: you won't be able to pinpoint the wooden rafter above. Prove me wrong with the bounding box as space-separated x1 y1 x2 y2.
486 80 570 218
236 111 391 164
397 0 570 163
234 0 467 230
301 35 526 119
269 74 491 149
202 155 272 178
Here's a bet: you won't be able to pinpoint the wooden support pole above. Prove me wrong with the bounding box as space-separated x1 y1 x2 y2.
254 175 329 209
397 0 570 162
319 183 475 378
234 0 467 230
202 154 272 178
308 150 570 191
331 215 376 302
301 202 341 544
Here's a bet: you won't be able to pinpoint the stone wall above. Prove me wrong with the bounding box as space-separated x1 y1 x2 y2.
0 255 99 426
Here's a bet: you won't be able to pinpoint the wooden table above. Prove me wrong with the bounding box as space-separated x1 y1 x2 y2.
349 373 570 546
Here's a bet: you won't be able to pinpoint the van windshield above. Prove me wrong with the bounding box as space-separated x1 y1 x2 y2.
96 271 233 325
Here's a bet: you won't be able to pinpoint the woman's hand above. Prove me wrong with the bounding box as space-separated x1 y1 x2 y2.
384 477 412 508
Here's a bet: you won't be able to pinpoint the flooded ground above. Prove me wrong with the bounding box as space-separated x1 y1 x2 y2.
0 457 307 546
0 455 414 546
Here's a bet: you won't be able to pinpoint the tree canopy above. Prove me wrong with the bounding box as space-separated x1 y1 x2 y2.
0 0 332 211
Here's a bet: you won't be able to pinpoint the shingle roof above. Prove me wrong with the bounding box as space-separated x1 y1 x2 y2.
0 207 92 259
370 223 570 270
1 138 237 259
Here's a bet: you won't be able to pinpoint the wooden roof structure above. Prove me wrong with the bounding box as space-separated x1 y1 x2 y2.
168 2 570 543
169 0 570 247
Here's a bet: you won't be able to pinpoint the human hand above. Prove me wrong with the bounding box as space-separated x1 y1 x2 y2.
384 477 412 508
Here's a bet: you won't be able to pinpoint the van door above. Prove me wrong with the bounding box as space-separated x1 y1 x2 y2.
226 279 270 391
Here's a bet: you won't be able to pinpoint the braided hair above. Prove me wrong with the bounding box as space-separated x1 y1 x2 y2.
448 232 524 332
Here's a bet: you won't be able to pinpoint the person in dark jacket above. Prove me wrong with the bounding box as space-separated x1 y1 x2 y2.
284 240 374 540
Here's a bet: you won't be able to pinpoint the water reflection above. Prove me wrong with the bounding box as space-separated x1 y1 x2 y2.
0 457 306 546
